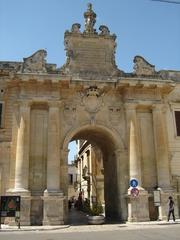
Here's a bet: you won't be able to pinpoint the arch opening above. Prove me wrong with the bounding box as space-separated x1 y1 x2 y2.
66 125 124 223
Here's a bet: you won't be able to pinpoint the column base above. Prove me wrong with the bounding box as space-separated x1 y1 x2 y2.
128 187 150 222
6 189 31 226
43 190 66 225
156 188 176 221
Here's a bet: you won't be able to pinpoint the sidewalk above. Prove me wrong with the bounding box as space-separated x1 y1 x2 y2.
1 208 180 233
1 219 180 233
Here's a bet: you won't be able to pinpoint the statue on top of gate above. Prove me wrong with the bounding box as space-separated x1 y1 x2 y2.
84 3 97 34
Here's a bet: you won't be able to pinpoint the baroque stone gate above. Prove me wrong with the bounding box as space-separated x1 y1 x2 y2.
0 4 180 225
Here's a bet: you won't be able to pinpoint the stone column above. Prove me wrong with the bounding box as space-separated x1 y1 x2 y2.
7 101 31 226
125 103 149 222
125 103 142 185
152 104 173 220
14 102 30 191
43 102 65 225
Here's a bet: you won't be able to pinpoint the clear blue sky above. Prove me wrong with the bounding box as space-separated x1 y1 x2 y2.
0 0 180 160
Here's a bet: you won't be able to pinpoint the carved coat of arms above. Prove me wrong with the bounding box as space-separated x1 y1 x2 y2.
83 86 103 113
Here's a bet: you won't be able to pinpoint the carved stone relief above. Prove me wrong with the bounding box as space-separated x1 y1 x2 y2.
99 25 110 36
21 49 47 73
71 23 81 33
108 106 122 124
82 86 103 113
63 104 76 125
133 56 156 76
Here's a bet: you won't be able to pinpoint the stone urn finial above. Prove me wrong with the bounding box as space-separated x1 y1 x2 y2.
84 3 96 34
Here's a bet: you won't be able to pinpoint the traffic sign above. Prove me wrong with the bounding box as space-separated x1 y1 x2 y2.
130 178 138 188
131 187 139 197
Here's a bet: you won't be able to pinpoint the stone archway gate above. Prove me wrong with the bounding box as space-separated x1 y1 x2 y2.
0 4 177 225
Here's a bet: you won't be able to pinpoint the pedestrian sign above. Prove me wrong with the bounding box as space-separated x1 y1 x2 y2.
130 178 138 188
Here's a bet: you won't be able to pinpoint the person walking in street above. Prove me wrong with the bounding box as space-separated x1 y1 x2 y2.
167 196 175 222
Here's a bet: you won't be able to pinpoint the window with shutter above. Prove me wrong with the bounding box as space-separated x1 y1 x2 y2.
175 111 180 136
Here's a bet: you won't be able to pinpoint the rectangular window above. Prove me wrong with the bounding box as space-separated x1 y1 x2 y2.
68 174 73 185
0 103 2 128
175 111 180 136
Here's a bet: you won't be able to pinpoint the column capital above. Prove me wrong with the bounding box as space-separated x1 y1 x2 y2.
124 102 138 111
48 101 63 108
13 100 31 110
151 103 165 112
16 100 31 107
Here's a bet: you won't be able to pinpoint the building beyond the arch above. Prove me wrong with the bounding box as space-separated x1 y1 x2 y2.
0 3 180 225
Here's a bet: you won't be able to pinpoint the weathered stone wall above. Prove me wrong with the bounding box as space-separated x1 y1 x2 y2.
166 84 180 179
0 142 11 195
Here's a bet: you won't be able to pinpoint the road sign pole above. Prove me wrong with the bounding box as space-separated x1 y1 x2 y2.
0 210 1 229
136 196 138 221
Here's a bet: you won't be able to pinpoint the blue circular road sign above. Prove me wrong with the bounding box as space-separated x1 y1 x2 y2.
130 179 138 188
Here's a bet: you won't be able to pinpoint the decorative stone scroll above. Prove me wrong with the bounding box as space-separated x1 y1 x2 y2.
99 25 110 36
21 49 47 73
71 23 81 33
133 56 156 76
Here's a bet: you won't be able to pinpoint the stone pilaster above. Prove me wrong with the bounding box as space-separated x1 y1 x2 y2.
46 102 61 192
43 101 65 225
152 104 171 189
152 104 173 220
115 149 128 222
60 149 69 196
60 148 69 223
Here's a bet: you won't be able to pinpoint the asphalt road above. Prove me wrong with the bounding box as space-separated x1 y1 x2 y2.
0 224 180 240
